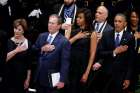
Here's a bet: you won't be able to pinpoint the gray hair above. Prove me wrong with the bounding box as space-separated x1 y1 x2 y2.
49 14 62 24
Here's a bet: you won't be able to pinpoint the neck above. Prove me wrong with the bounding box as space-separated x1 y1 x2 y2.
50 31 59 35
80 25 85 30
64 3 74 8
130 25 138 31
14 35 25 40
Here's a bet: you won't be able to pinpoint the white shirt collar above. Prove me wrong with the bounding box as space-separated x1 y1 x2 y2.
94 21 107 33
115 29 124 41
97 22 104 30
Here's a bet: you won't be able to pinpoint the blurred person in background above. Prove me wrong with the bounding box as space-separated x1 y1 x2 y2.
127 9 140 93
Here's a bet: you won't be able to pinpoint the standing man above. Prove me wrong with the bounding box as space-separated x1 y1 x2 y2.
88 6 113 92
93 13 135 93
92 5 113 42
32 14 71 93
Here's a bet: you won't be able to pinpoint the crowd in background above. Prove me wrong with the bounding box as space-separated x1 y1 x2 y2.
0 0 140 93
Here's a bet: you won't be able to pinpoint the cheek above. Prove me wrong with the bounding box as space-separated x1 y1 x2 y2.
76 20 80 24
15 31 24 35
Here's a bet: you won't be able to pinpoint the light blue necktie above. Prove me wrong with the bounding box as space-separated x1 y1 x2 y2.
95 23 99 32
47 35 53 44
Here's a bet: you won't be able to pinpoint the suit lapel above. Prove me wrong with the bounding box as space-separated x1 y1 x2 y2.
110 30 116 48
120 30 128 45
51 33 61 46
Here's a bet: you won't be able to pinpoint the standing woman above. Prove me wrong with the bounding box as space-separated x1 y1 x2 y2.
65 8 97 93
5 19 32 93
127 9 140 93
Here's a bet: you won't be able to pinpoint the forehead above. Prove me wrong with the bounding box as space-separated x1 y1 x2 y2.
115 15 125 21
15 25 23 29
97 6 106 14
49 16 58 22
131 12 138 17
77 13 84 17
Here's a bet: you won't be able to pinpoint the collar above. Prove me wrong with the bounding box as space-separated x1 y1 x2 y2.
49 31 59 38
115 29 124 40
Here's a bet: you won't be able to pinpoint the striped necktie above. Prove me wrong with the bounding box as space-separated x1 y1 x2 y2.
95 23 99 32
47 35 53 44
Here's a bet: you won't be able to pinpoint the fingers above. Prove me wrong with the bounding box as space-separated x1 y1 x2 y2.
123 80 130 90
41 44 55 52
56 82 64 89
93 63 101 71
114 45 128 55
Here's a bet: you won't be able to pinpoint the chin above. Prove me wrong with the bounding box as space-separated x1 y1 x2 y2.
14 35 21 39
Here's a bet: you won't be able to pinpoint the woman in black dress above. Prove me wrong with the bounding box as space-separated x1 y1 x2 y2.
5 18 32 93
65 8 97 93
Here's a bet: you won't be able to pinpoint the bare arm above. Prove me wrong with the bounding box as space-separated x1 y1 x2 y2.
24 69 31 89
81 32 97 82
86 32 97 74
6 49 17 62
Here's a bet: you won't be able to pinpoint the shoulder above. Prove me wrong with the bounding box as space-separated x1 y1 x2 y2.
58 33 69 41
58 33 70 44
104 28 114 35
38 32 48 39
105 23 114 31
124 30 134 39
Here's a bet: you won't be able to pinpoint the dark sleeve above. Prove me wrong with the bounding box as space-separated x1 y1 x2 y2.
97 32 114 64
60 39 71 83
125 35 135 80
32 34 43 54
26 41 33 70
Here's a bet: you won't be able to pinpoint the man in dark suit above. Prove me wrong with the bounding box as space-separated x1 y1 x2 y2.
86 5 113 93
92 5 113 42
92 13 135 93
32 14 71 93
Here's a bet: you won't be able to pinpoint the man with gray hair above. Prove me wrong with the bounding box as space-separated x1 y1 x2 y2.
92 5 113 42
33 14 71 93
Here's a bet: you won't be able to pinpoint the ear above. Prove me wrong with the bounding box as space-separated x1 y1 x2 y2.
124 21 127 27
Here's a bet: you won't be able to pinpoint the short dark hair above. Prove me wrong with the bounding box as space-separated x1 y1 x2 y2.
49 14 62 24
115 13 127 22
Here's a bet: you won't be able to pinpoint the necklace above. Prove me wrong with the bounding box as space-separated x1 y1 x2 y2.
11 37 25 46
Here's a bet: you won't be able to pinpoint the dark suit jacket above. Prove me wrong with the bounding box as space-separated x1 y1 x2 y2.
92 21 113 33
97 29 135 93
99 29 135 79
33 32 71 87
94 21 113 63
